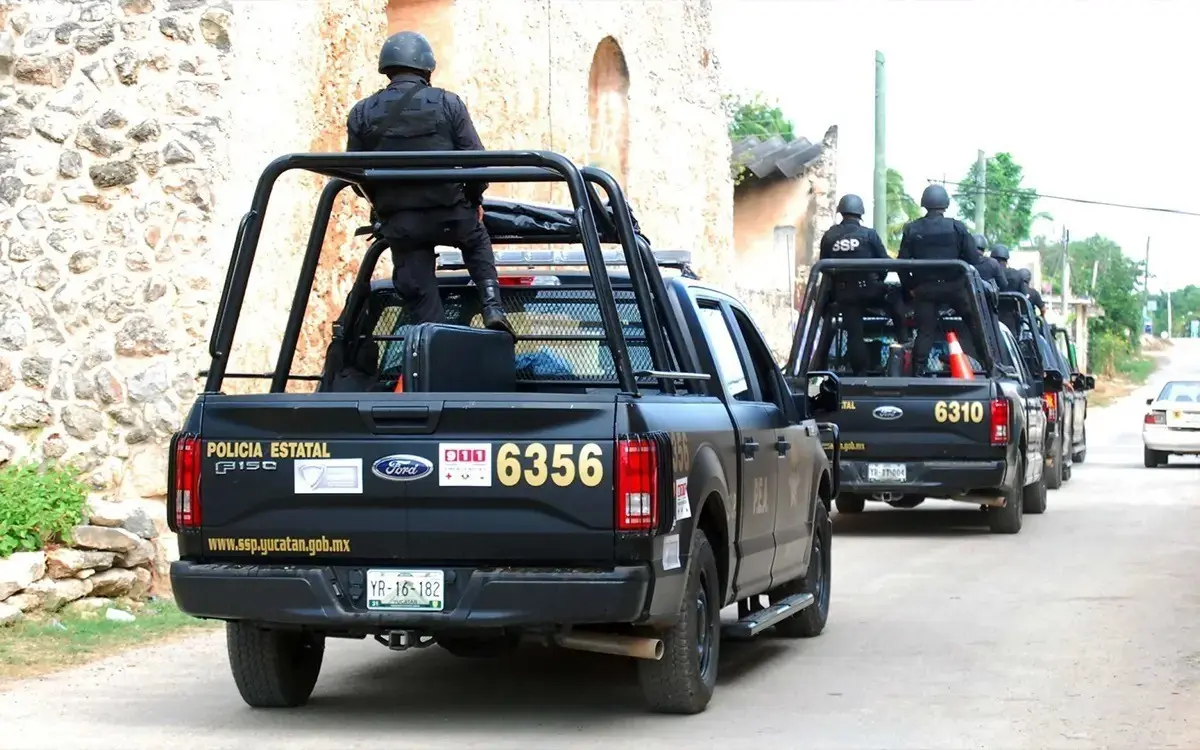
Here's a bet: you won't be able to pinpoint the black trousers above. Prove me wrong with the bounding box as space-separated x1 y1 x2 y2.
384 212 498 324
833 279 907 375
910 282 984 376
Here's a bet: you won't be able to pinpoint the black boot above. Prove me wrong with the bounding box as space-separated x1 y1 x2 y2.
479 280 514 337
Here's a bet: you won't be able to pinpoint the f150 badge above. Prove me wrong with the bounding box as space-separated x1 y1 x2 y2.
873 405 904 421
371 454 434 482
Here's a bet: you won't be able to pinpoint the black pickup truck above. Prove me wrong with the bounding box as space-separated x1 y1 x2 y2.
168 151 841 715
785 259 1060 533
1050 322 1095 465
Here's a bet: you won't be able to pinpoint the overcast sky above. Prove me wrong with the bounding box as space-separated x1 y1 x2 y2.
711 0 1199 292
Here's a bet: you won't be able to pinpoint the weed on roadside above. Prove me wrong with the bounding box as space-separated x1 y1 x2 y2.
0 597 219 684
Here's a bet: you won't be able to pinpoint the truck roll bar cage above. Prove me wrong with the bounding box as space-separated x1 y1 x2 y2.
206 151 704 397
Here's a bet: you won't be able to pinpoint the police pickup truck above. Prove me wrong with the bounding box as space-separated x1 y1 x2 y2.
168 151 840 715
786 258 1060 533
1050 322 1095 465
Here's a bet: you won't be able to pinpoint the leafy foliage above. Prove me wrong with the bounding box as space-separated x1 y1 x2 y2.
0 462 89 558
885 168 920 253
955 153 1050 247
1149 285 1200 337
1036 233 1148 374
724 92 796 186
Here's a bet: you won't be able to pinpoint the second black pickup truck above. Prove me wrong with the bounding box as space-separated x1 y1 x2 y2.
169 150 840 715
786 259 1061 533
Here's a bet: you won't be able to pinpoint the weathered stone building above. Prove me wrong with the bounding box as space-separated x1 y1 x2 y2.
0 0 732 544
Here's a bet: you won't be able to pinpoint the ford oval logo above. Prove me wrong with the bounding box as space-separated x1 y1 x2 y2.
873 405 904 421
371 454 433 482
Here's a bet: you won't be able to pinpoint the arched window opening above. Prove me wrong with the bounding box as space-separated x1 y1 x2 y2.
587 37 631 185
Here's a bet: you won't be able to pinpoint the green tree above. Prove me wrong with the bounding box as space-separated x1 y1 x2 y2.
724 92 796 185
885 168 920 253
954 152 1051 247
1150 285 1200 337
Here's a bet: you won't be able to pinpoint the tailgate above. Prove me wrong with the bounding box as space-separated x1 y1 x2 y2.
828 378 1001 461
185 392 618 565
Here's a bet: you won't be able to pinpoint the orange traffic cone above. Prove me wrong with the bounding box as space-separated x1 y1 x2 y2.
945 331 974 379
393 375 404 393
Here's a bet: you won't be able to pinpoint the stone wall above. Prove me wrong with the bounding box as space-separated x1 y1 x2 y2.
0 497 161 622
0 0 733 578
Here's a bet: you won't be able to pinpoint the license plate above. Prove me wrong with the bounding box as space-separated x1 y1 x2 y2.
1168 411 1200 428
867 463 906 482
366 569 444 611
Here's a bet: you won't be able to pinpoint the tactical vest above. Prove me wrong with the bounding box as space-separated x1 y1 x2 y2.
361 82 465 212
905 215 962 284
824 221 882 287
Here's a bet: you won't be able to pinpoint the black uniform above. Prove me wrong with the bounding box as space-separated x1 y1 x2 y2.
346 72 500 327
897 214 986 375
819 218 905 375
975 256 1007 292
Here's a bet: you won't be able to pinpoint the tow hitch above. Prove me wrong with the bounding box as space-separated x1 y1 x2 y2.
375 630 435 651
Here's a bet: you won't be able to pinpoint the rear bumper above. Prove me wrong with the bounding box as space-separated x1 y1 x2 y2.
1143 426 1200 453
171 561 655 631
838 458 1006 497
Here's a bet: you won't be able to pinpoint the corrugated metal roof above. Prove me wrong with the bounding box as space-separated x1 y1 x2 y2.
732 134 825 183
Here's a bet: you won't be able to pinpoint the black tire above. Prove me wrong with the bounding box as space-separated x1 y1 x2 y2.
988 456 1025 533
1144 447 1165 468
1022 465 1048 515
437 632 521 658
1062 455 1072 482
771 501 832 638
886 495 925 509
1072 427 1087 463
835 494 865 514
1045 439 1064 490
226 622 325 708
638 529 721 715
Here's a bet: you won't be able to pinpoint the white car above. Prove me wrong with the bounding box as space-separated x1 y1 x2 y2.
1143 380 1200 467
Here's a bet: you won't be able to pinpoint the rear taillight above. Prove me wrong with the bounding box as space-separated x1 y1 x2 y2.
1043 392 1058 422
990 399 1010 446
1145 411 1166 425
616 437 658 531
174 434 202 528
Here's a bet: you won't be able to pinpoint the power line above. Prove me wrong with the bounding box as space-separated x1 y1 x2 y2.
928 178 1200 218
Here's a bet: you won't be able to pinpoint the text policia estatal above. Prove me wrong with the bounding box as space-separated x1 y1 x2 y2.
205 441 331 459
206 536 351 556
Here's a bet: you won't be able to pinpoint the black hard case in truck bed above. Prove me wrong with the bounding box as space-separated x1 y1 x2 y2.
395 322 516 392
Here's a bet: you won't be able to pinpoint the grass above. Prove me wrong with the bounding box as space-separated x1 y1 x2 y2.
0 597 219 684
1089 350 1164 407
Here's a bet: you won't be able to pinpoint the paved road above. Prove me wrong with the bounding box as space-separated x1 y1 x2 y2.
3 342 1198 750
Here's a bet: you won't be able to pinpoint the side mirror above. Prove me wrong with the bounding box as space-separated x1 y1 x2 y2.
1084 375 1095 390
1146 398 1154 406
1043 370 1063 393
803 370 841 416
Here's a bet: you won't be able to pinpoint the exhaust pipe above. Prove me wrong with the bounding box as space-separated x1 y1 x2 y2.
553 632 664 661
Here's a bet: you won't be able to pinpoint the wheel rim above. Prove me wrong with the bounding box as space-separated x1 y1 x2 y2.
813 533 830 613
695 572 717 676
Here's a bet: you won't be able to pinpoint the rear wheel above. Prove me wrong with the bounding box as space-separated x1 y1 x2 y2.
1022 465 1048 515
1144 447 1166 468
1045 439 1064 490
638 529 720 715
988 457 1025 533
1072 427 1087 463
226 622 325 708
886 494 925 509
771 502 832 638
835 494 865 514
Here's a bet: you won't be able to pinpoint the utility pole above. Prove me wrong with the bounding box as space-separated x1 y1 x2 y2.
1143 237 1151 333
974 150 986 234
1167 289 1173 337
1060 227 1070 318
872 51 887 236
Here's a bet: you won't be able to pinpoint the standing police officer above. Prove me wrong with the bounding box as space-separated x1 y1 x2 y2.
897 184 986 376
1017 268 1046 315
990 243 1024 334
819 193 905 375
972 234 1008 293
345 30 513 336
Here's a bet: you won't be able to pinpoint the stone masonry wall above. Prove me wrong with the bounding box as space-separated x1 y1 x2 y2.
0 0 733 596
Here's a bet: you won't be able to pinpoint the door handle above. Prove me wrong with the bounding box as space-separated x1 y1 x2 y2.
742 437 759 458
775 436 791 455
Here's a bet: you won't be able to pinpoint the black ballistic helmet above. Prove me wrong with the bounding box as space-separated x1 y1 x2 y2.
1019 268 1032 283
920 184 951 211
378 31 437 76
990 243 1011 261
972 233 988 252
836 193 865 217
